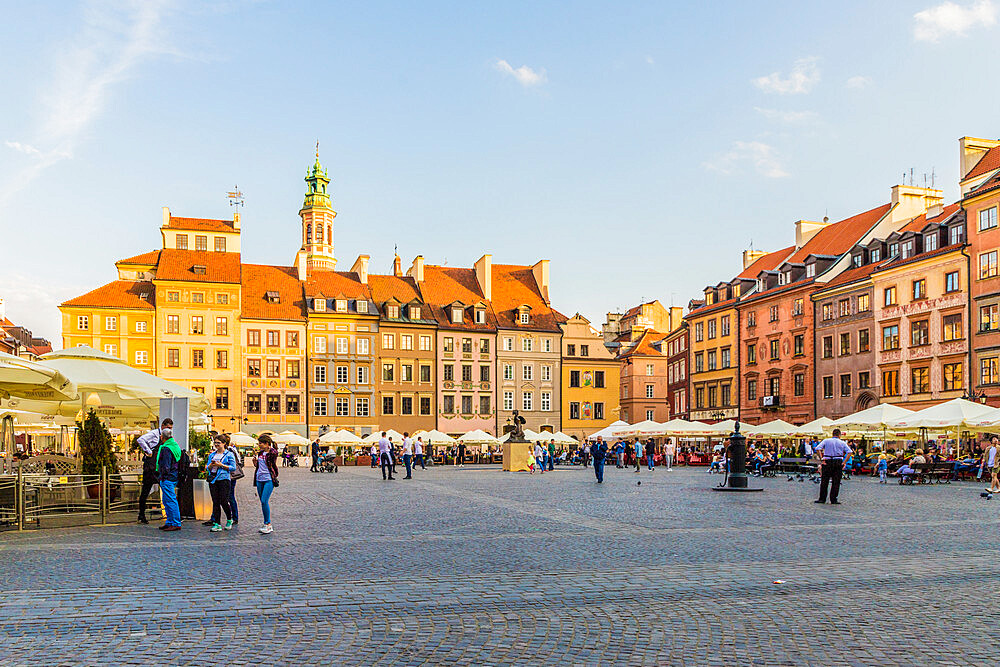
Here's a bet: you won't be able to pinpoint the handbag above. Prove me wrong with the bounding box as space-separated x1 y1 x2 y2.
228 448 245 480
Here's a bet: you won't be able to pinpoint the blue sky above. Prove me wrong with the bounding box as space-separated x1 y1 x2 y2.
2 0 999 342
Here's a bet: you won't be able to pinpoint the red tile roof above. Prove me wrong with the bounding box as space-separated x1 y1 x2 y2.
304 270 372 300
877 242 965 271
61 280 156 310
368 274 421 305
116 250 161 266
165 216 236 233
240 264 305 321
491 264 562 332
966 145 1000 181
737 246 795 279
619 329 665 358
155 249 242 284
817 261 883 291
784 204 892 265
966 172 1000 199
420 266 497 330
898 202 960 234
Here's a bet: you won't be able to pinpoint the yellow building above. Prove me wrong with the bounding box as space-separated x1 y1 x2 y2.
60 278 156 370
560 314 619 440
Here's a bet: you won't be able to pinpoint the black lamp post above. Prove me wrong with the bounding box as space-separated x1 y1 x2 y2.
712 422 763 493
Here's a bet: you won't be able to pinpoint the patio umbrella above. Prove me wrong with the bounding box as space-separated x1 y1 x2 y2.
363 429 404 443
459 429 501 445
0 351 77 401
412 429 457 445
611 420 664 438
500 428 543 442
792 416 834 437
704 419 758 436
830 403 914 431
227 432 258 446
318 429 363 445
586 420 627 441
273 430 310 446
887 398 1000 430
752 419 797 437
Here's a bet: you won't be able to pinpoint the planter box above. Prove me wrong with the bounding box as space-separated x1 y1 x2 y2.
356 455 371 466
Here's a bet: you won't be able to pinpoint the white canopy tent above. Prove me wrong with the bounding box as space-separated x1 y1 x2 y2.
792 416 834 437
548 431 578 444
611 420 664 438
273 430 310 446
887 398 1000 431
412 429 457 445
706 419 759 436
586 421 627 441
318 429 364 446
458 429 501 445
363 429 404 444
0 351 77 401
752 419 798 438
228 432 258 446
829 403 914 433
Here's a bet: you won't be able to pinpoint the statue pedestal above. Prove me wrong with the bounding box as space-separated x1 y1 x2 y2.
502 441 532 472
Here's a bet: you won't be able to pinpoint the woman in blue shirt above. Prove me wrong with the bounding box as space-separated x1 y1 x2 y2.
206 437 238 532
253 434 280 534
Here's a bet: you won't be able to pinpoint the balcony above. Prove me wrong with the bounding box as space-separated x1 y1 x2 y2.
759 395 781 410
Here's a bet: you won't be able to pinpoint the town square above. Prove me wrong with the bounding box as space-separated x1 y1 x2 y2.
3 1 1000 665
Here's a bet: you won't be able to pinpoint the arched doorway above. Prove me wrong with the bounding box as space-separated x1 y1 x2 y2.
855 392 876 411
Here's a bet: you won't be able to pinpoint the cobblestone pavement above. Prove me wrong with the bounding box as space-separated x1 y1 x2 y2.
3 463 1000 665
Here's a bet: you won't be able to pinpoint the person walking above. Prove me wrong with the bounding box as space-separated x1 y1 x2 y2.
310 438 321 472
665 438 675 471
645 439 656 471
456 441 466 467
206 437 237 532
223 434 241 525
370 443 379 468
533 441 546 474
378 432 394 480
582 442 591 468
983 437 1000 494
156 427 182 531
136 418 172 524
592 437 608 483
615 440 625 468
633 440 641 473
815 428 851 504
253 434 279 534
402 432 414 479
414 437 426 469
547 439 556 471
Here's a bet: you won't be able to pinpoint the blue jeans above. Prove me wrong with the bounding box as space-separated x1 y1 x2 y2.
228 479 239 522
594 458 605 482
160 479 181 527
647 456 654 470
256 480 273 524
547 453 554 471
403 454 412 477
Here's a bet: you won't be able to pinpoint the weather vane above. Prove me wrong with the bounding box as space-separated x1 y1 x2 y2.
227 185 244 209
316 140 320 158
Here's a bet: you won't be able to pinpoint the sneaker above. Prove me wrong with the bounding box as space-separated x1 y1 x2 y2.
210 524 223 532
225 520 233 530
259 524 273 534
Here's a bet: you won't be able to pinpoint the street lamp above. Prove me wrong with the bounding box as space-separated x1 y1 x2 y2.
712 422 762 493
964 389 988 404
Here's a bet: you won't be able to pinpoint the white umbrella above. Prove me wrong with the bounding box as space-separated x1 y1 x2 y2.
707 419 758 436
660 419 718 436
792 416 834 437
459 429 500 445
611 420 664 438
363 429 404 444
500 428 543 442
0 351 77 401
318 429 363 445
887 398 1000 430
586 420 627 441
753 419 797 437
830 403 914 431
273 430 310 446
228 432 257 446
548 431 578 444
412 429 456 444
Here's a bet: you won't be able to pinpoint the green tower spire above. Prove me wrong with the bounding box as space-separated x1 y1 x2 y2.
303 141 332 209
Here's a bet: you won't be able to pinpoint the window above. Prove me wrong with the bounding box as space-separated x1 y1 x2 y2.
747 379 757 401
645 384 654 399
75 314 90 331
721 384 731 406
420 335 432 351
443 337 455 354
595 370 605 388
335 397 349 416
822 303 833 321
521 338 533 352
794 373 805 396
421 365 432 382
461 337 472 353
840 374 851 397
217 293 229 305
190 316 204 335
980 206 998 231
520 312 530 324
195 235 207 251
212 236 226 252
480 338 490 354
721 315 730 336
443 364 454 382
747 311 756 327
646 364 654 376
721 348 731 368
746 343 756 365
911 367 930 393
247 330 260 347
408 306 418 320
285 395 299 414
882 325 899 350
694 352 704 373
541 391 551 411
882 370 899 396
924 233 937 252
791 299 802 316
135 350 148 365
335 299 347 313
595 402 605 420
838 299 850 318
451 307 463 324
580 344 589 356
336 365 348 383
247 395 261 414
822 336 833 359
858 329 870 353
941 271 959 294
285 359 299 378
479 365 490 382
884 286 897 306
912 279 927 300
901 241 913 260
503 391 514 411
707 350 717 370
694 322 703 342
135 320 147 333
314 365 326 383
386 305 399 319
103 316 117 331
570 370 581 387
191 349 204 368
422 397 433 415
215 317 228 335
166 315 179 334
286 331 299 348
853 254 862 268
264 330 279 347
335 337 348 354
769 306 779 322
401 335 413 351
357 338 369 355
858 293 870 312
503 363 513 381
707 319 717 339
167 348 180 367
176 234 188 250
104 344 118 357
982 358 999 386
215 387 228 410
382 363 395 382
267 395 281 414
858 371 871 389
215 349 228 369
823 376 834 399
981 251 999 279
357 366 369 384
870 248 881 262
382 396 394 415
382 333 395 350
464 364 474 382
541 365 552 381
646 410 655 421
950 225 963 245
522 392 533 411
569 402 580 420
911 320 929 346
836 332 849 356
708 385 717 407
943 362 963 391
769 339 779 360
314 298 326 312
356 397 370 417
943 314 963 341
266 359 280 378
982 304 1000 332
313 397 327 416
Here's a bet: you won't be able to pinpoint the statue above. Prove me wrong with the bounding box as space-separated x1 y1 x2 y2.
508 410 527 442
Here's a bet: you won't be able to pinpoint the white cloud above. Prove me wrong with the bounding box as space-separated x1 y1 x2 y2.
846 75 873 89
754 107 819 124
704 141 789 179
752 57 820 95
914 0 997 41
0 273 79 344
645 55 655 65
0 0 175 209
494 59 547 87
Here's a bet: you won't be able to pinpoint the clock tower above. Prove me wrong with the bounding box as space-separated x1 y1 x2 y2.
297 146 337 276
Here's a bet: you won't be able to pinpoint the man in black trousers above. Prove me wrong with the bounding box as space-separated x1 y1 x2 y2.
136 418 172 524
815 428 851 505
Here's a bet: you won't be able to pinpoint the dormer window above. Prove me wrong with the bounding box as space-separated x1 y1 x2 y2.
756 278 763 291
475 308 485 324
901 241 913 260
193 265 207 275
335 299 347 312
924 233 937 252
139 292 150 301
387 305 399 319
733 284 741 297
519 312 530 324
806 264 816 278
265 291 280 304
314 298 326 312
706 292 715 305
889 242 899 257
871 248 881 262
410 306 420 320
451 307 463 323
949 225 963 245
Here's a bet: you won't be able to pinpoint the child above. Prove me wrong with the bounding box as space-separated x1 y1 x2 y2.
876 453 888 483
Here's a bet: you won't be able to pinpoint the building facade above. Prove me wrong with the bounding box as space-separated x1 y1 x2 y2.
560 314 620 440
661 324 689 420
617 329 669 424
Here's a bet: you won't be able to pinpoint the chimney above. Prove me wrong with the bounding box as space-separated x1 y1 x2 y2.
233 208 241 231
889 185 943 223
531 259 550 305
392 254 402 277
474 254 492 300
960 136 1000 181
742 249 766 270
668 306 683 332
297 250 308 281
161 206 170 227
407 255 425 283
350 254 370 284
794 219 829 248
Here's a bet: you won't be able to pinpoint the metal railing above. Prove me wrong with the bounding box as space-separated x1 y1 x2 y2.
0 466 157 531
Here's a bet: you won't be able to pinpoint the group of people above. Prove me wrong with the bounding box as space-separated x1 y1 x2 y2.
136 419 280 534
368 432 430 480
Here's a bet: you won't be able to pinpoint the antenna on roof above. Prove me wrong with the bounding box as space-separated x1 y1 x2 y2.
909 168 914 186
923 173 927 188
931 167 936 189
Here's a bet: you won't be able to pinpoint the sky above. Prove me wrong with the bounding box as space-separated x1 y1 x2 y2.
1 0 999 344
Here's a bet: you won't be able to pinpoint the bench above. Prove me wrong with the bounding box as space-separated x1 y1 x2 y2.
900 461 955 485
776 457 818 480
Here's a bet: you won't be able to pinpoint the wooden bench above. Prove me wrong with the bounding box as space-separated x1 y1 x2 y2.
901 461 955 485
776 457 818 479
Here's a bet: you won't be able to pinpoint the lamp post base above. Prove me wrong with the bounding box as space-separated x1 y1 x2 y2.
711 486 764 492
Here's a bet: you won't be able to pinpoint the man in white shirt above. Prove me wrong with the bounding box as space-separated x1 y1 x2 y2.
983 436 999 494
136 418 172 524
378 432 394 480
815 428 852 504
402 432 414 479
414 437 426 469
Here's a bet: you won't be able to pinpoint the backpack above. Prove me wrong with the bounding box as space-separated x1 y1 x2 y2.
228 447 245 480
177 450 191 484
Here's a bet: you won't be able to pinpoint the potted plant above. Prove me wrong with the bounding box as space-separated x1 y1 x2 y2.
78 409 120 499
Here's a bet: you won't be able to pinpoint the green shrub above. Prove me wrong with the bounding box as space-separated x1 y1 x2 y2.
78 409 119 477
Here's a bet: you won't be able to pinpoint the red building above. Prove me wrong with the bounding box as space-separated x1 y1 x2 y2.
659 324 689 420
